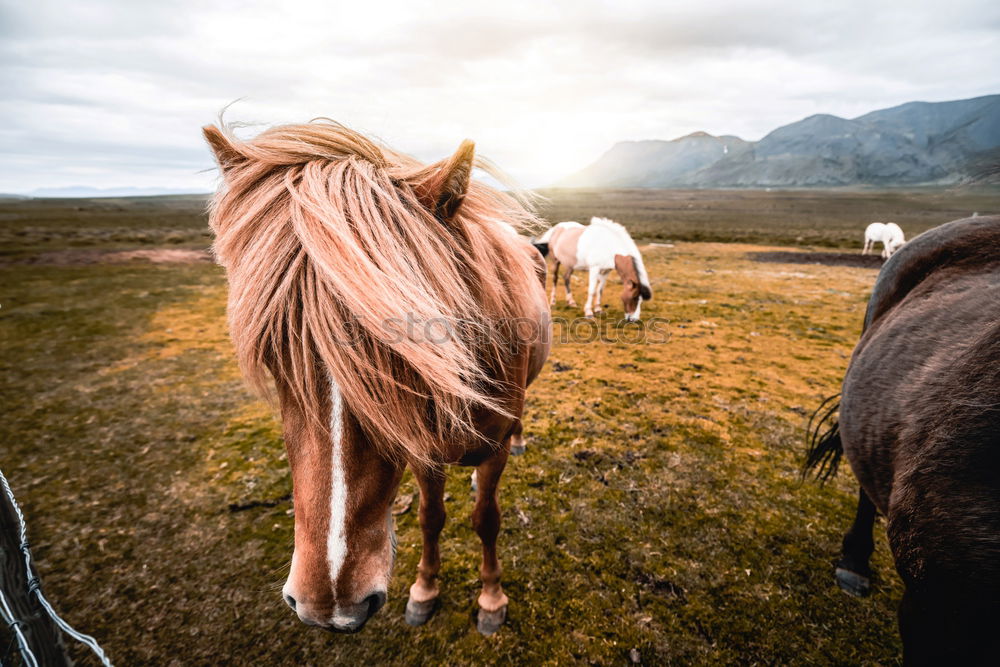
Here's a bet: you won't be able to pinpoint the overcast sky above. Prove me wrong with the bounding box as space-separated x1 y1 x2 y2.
2 0 998 193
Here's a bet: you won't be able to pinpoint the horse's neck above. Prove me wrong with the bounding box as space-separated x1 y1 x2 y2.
588 227 633 257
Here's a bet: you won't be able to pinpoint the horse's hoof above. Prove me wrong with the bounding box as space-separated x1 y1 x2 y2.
510 443 526 456
404 597 438 626
835 567 871 597
476 605 507 635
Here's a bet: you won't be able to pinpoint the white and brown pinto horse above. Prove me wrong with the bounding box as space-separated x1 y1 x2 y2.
203 120 550 635
535 217 652 320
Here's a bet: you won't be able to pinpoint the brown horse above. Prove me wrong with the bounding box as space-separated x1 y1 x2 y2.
806 215 1000 664
203 120 550 635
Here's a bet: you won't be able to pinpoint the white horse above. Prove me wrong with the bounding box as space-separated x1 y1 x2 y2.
863 221 906 258
535 217 652 321
881 222 905 258
862 222 886 255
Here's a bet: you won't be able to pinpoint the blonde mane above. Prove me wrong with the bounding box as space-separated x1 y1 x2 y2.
206 119 543 466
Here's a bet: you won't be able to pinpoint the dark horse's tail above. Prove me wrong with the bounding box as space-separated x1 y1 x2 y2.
803 393 843 482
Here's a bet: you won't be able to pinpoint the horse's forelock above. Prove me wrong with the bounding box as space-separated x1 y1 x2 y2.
207 120 543 466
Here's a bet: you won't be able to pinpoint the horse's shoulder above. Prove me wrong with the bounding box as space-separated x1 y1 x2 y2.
864 216 1000 330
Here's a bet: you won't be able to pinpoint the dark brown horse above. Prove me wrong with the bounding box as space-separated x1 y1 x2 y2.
806 214 1000 665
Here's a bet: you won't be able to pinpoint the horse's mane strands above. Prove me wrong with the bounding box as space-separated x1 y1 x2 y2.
207 119 543 467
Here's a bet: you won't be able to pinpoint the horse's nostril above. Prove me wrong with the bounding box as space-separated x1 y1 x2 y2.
364 591 387 618
283 594 297 611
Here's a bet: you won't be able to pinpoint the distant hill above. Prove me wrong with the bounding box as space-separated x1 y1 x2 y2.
28 186 210 198
560 95 1000 188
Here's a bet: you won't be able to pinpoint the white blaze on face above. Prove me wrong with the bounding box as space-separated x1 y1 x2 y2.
328 381 348 586
627 297 642 322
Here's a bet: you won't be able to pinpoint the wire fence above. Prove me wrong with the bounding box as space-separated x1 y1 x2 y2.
0 468 113 667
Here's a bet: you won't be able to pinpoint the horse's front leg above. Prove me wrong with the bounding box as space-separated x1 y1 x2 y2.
405 468 447 626
508 419 525 456
584 267 600 318
473 447 510 635
594 269 610 314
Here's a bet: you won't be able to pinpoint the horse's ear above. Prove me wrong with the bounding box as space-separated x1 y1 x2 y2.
414 139 475 222
203 125 244 174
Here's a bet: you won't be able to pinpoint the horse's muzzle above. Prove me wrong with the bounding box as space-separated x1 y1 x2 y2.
284 590 387 633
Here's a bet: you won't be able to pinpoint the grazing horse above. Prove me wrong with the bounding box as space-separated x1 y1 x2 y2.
862 222 906 259
862 222 886 255
535 217 652 320
805 215 1000 664
203 120 550 635
881 222 905 259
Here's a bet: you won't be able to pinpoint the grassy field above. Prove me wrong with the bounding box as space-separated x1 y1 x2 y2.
2 187 996 257
0 195 210 258
535 187 998 246
0 189 995 664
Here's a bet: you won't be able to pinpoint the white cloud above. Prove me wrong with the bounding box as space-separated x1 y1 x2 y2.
1 0 998 192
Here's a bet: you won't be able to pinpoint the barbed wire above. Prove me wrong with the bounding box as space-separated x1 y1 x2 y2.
0 589 37 667
0 468 113 667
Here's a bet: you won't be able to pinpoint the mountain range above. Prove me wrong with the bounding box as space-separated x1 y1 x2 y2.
560 95 1000 188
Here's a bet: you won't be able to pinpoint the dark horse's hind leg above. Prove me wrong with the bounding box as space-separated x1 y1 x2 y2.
836 486 876 596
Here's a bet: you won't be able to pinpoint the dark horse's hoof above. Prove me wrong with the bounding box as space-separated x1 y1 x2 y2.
509 443 526 456
476 605 507 635
404 597 438 626
836 567 871 597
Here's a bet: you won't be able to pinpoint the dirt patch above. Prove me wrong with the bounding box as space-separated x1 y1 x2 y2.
3 247 213 266
747 250 885 268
